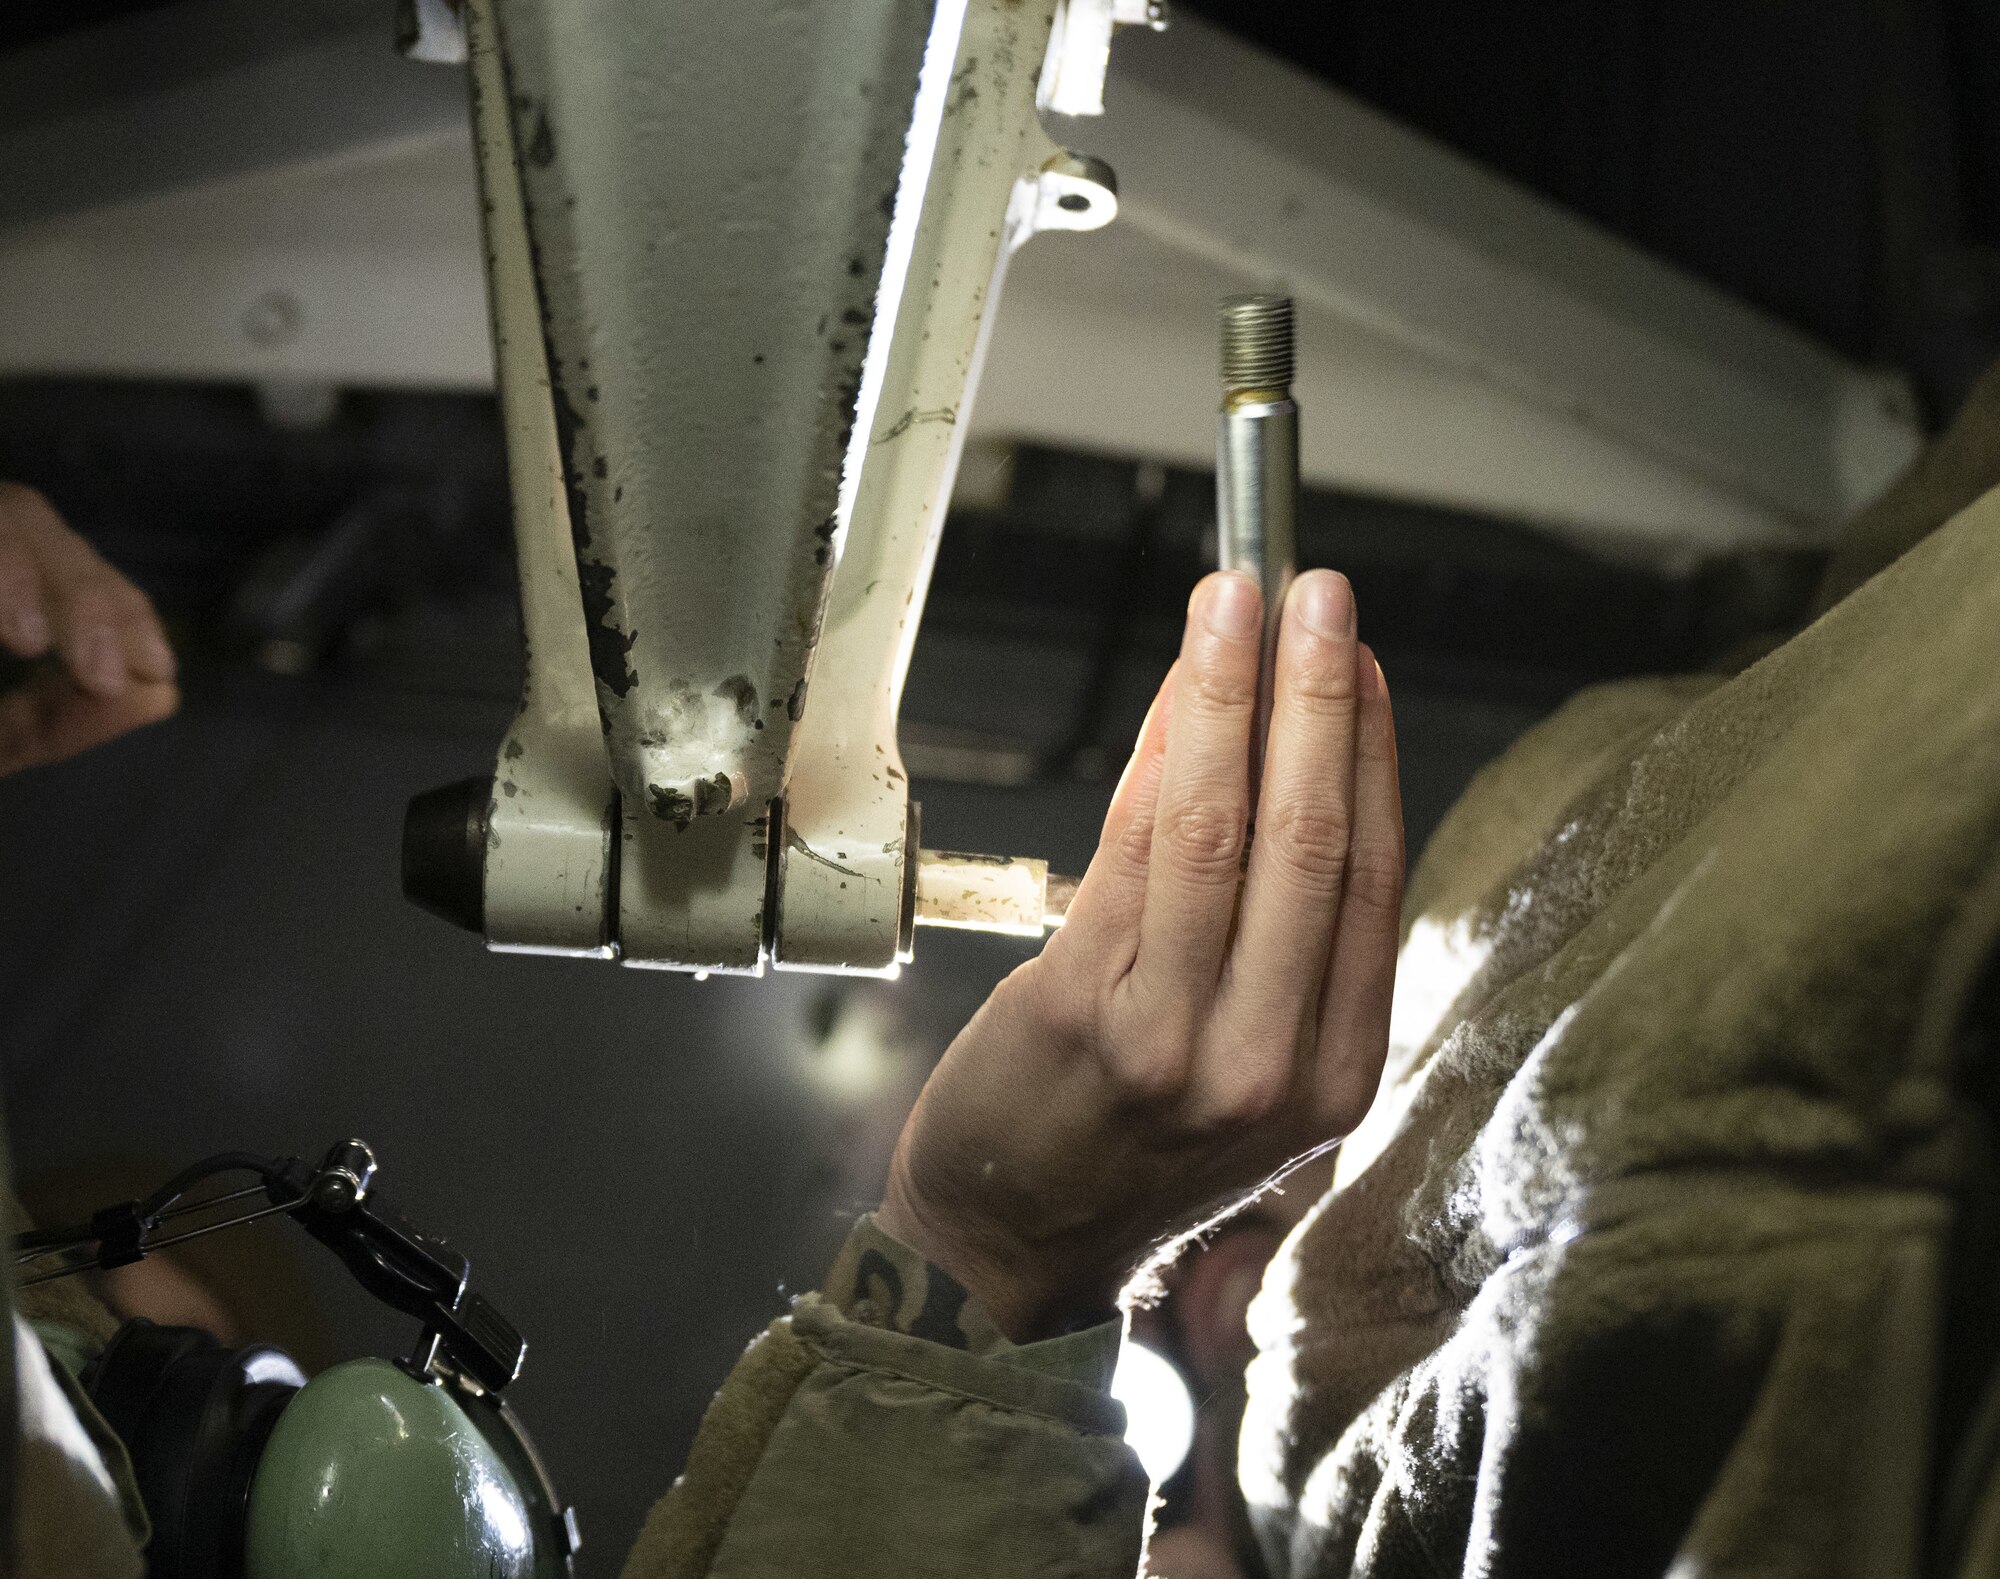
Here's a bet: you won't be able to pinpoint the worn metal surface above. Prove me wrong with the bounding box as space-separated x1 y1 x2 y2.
488 0 935 972
464 0 1131 974
913 850 1051 937
464 0 614 959
773 0 1119 974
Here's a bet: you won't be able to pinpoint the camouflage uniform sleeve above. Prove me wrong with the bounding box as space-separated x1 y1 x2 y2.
621 1213 1147 1579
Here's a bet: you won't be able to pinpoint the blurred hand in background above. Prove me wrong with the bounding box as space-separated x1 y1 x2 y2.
0 480 177 778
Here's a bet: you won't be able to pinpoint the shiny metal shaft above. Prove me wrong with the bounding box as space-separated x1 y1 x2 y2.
1216 295 1299 765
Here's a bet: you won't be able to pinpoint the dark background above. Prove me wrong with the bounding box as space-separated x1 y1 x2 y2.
1 0 1994 1568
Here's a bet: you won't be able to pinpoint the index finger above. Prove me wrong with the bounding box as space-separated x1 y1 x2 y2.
1127 572 1262 1008
1052 664 1177 967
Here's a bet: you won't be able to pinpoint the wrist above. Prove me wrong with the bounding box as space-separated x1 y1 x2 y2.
875 1179 1115 1344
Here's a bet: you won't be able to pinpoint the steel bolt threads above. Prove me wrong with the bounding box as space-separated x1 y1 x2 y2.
1215 294 1300 777
1220 294 1296 398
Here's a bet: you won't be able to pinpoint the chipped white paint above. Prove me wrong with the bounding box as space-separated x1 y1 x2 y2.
774 0 1121 973
914 850 1052 938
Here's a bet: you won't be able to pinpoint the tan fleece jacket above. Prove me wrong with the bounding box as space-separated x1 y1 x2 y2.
1242 479 2000 1579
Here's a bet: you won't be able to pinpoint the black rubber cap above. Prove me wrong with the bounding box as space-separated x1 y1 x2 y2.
401 776 491 934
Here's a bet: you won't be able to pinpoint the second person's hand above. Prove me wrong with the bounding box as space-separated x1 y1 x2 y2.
0 481 179 780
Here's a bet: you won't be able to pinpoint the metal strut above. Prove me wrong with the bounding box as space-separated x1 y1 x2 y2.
404 0 1161 974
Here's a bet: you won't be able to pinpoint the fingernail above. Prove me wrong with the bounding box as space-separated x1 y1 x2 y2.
2 602 48 653
1297 571 1355 638
1205 573 1261 641
76 628 127 696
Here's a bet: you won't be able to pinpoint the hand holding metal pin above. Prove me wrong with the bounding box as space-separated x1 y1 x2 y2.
878 292 1400 1346
910 296 1302 939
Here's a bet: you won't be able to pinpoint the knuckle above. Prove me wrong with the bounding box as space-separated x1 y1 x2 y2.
0 485 65 554
1111 808 1155 873
1106 1051 1191 1107
1341 844 1405 923
0 541 33 594
1198 1066 1293 1130
1188 662 1256 715
116 587 160 629
106 575 150 612
1049 1001 1098 1056
1160 800 1246 877
1025 970 1095 1050
1102 993 1197 1105
1261 799 1353 889
1284 653 1360 717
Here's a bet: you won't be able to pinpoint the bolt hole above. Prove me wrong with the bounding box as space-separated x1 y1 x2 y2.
1057 192 1091 213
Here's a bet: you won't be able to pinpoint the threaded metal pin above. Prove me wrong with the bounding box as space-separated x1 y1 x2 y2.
1220 294 1296 396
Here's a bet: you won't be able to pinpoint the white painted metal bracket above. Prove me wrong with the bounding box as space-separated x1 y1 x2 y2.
773 0 1121 975
488 0 941 975
463 0 615 960
431 0 1142 974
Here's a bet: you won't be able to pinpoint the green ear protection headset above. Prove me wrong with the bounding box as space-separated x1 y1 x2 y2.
15 1140 579 1579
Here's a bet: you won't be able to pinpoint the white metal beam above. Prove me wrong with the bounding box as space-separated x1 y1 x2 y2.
0 10 1921 555
978 19 1923 552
